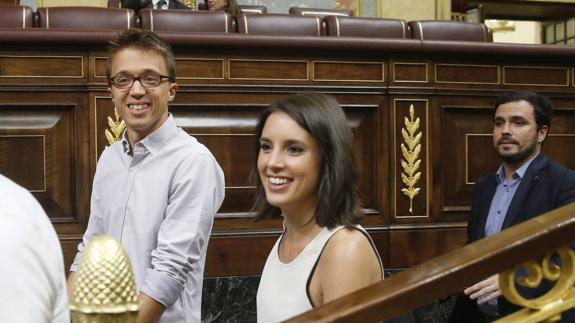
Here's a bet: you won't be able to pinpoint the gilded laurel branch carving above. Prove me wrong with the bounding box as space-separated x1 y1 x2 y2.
497 246 575 323
185 0 196 10
104 108 126 146
400 104 422 214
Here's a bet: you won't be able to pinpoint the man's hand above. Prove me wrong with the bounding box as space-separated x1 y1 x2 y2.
137 293 166 323
67 272 75 299
464 274 501 304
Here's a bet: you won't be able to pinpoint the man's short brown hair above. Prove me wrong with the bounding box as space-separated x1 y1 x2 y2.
106 29 176 83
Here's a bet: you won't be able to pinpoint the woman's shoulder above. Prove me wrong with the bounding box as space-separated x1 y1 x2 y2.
323 226 377 262
313 226 383 304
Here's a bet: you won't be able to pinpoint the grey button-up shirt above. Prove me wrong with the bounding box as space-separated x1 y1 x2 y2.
71 114 225 323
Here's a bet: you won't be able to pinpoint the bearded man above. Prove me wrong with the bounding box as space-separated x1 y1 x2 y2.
450 91 575 322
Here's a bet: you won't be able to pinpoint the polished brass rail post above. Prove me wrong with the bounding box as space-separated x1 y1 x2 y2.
69 235 139 323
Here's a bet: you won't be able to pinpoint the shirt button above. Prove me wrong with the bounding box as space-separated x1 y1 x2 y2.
130 167 136 172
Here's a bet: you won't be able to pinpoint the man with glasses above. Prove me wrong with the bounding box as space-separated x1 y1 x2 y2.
67 29 225 323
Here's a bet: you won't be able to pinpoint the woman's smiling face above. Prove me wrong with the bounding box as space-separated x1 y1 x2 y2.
257 111 321 214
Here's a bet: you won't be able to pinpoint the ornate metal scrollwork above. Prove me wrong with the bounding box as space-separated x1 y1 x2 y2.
497 246 575 322
104 108 126 146
400 104 422 214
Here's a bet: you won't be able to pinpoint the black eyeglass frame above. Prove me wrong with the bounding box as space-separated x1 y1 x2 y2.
108 73 173 89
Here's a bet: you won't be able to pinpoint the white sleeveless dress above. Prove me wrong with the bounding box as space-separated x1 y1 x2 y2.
256 225 382 323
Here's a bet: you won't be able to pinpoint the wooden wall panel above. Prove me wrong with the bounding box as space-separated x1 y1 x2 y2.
0 136 45 191
0 54 87 85
313 61 384 82
388 225 468 268
177 58 225 80
206 233 278 277
541 108 575 167
172 104 263 216
91 56 108 82
3 46 575 276
345 106 382 217
392 62 429 84
229 60 308 81
503 66 569 87
435 64 499 85
0 56 83 77
440 105 497 215
0 106 76 220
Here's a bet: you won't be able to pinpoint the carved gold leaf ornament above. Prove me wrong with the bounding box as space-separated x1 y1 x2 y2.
496 246 575 322
104 107 126 146
400 105 422 214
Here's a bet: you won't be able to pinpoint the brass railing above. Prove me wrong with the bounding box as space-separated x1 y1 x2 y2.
286 202 575 322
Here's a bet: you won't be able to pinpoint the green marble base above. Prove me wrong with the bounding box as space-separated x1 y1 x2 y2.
201 271 456 323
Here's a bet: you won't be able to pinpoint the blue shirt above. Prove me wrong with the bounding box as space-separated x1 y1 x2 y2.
484 153 539 237
479 153 539 312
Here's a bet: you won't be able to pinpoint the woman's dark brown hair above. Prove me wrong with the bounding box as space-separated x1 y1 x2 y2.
251 92 361 229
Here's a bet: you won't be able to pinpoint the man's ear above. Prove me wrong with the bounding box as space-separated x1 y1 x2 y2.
537 125 549 144
168 83 178 102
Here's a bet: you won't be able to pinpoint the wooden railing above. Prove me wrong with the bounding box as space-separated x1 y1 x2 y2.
287 202 575 322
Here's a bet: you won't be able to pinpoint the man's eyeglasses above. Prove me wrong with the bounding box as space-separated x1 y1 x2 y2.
109 73 171 89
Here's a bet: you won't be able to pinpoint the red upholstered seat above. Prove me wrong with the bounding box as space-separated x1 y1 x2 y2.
325 16 409 38
139 9 233 33
408 20 492 42
289 6 353 19
236 13 323 36
0 5 34 28
36 6 136 29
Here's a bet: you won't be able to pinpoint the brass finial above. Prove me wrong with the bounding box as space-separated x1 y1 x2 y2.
69 235 139 323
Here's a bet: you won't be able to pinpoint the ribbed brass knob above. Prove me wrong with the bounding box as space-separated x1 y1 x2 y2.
69 235 139 323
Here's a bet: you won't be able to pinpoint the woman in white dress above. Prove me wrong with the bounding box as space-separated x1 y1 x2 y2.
253 92 384 322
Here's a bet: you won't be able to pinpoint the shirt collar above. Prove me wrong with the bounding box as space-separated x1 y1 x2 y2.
495 152 540 183
120 113 178 156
